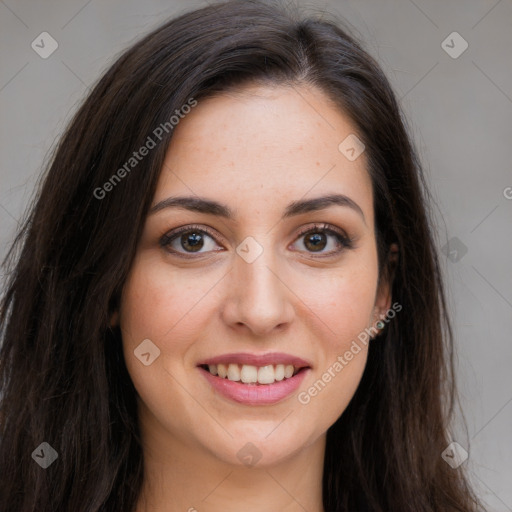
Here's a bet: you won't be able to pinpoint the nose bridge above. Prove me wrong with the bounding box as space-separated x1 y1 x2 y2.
223 235 294 335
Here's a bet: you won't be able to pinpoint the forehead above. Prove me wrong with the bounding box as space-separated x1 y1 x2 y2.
154 83 373 224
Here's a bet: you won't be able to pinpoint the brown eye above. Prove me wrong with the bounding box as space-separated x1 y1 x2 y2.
177 231 205 252
160 225 223 257
291 223 353 257
303 231 328 252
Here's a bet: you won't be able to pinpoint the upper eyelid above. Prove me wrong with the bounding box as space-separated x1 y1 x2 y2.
160 224 221 245
295 223 348 238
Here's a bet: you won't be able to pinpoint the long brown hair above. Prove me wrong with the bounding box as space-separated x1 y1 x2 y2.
0 1 485 510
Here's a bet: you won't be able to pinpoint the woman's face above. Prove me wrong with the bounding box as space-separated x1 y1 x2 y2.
118 83 392 467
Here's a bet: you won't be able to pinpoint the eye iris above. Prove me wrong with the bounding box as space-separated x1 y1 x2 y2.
304 232 326 252
182 231 204 252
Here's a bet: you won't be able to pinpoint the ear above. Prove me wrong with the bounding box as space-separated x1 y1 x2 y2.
373 243 399 322
109 310 120 327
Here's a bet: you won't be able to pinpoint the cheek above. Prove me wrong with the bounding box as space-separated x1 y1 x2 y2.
118 257 212 411
289 255 377 412
295 269 374 425
294 260 378 348
119 253 215 345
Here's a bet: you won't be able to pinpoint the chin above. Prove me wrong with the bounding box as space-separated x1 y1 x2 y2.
204 429 311 469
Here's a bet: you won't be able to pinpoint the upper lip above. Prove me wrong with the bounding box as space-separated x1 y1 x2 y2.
197 352 312 368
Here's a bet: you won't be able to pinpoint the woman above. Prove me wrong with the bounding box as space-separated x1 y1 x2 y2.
0 1 485 510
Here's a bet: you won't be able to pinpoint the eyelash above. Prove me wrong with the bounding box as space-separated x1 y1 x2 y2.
159 222 354 259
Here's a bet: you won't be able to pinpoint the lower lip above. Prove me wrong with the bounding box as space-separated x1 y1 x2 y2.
198 366 310 405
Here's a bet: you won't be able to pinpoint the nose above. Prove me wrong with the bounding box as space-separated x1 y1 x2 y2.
221 248 295 337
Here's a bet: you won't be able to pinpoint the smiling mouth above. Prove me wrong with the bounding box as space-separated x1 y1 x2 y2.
198 363 307 385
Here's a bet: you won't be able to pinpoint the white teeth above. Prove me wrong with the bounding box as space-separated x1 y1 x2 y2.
217 363 228 378
274 364 285 381
257 365 275 384
240 365 258 383
205 363 303 384
227 363 240 381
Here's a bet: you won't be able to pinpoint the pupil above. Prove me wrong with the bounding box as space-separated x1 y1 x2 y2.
183 232 203 251
306 232 325 251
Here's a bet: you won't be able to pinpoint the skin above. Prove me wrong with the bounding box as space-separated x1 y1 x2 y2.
114 83 395 512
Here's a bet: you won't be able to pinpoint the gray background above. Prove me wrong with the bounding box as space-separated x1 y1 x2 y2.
1 0 511 510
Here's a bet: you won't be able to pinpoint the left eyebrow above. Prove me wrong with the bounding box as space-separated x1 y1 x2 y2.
283 194 366 225
149 193 366 225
